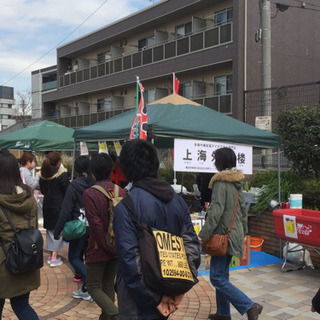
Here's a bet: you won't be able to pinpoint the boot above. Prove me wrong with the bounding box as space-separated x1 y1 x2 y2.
247 303 263 320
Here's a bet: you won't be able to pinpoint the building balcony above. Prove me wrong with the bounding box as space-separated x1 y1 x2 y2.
42 80 58 91
44 93 232 129
58 22 233 88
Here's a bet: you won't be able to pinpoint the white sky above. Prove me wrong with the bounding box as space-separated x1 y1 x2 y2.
0 0 160 99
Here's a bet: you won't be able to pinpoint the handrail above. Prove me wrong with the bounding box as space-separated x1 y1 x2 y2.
59 22 233 88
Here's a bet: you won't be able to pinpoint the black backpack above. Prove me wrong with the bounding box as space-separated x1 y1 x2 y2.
0 205 43 275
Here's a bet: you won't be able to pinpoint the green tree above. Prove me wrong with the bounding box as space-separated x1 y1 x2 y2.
277 105 320 177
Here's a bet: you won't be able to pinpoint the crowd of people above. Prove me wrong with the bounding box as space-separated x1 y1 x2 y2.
0 144 319 320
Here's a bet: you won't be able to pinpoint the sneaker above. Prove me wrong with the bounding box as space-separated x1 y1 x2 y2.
50 258 63 267
73 273 83 282
72 288 92 301
47 256 61 265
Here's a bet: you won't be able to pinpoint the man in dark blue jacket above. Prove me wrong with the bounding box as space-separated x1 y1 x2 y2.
114 139 200 320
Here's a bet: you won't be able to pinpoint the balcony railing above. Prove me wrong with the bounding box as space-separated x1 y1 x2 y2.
45 93 232 128
42 80 58 91
59 22 233 88
47 106 134 129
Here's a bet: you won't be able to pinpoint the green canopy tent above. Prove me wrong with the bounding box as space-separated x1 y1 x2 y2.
73 94 282 202
73 94 281 148
0 120 97 151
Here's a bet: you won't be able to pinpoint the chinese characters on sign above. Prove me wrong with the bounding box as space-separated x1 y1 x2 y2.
174 139 253 174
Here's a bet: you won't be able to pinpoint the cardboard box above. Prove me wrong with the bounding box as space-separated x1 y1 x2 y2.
240 235 251 265
204 254 211 270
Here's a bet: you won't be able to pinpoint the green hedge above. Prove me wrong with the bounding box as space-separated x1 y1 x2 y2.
248 170 320 213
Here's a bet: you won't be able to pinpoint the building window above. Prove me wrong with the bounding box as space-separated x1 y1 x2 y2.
145 89 155 105
214 75 232 95
0 103 11 108
214 8 233 26
97 98 111 111
178 82 192 99
0 114 10 119
138 37 155 51
97 52 111 64
214 75 232 113
175 22 192 38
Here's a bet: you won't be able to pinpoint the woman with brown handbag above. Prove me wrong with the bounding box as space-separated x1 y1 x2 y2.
198 148 263 320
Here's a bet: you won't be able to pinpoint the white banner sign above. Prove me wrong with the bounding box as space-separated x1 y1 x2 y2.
80 142 89 156
174 139 252 174
255 116 272 132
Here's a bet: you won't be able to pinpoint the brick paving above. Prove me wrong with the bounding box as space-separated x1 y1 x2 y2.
3 236 320 319
2 239 216 320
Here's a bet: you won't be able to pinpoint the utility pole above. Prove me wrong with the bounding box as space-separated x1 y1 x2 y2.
260 0 273 167
261 0 272 117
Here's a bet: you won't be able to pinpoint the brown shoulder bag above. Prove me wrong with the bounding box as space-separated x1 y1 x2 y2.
201 190 240 256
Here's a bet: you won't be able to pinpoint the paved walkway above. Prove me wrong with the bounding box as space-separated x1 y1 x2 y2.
3 241 320 319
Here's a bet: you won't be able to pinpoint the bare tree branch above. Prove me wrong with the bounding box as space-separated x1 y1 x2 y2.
13 90 33 128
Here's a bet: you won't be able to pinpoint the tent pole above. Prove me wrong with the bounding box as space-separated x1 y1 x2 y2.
277 147 282 258
181 172 184 194
71 142 76 181
277 148 281 203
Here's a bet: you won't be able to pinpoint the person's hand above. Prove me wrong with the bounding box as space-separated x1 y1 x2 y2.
156 295 177 317
311 305 315 312
173 294 184 306
198 236 203 244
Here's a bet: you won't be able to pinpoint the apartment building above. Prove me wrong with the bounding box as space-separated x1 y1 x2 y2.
38 0 320 129
31 65 57 119
0 86 16 131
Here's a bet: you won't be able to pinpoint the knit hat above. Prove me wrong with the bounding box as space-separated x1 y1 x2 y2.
312 289 320 314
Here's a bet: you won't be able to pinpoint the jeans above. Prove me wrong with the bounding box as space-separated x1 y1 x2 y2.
210 254 254 316
0 292 39 320
68 230 88 286
86 259 119 320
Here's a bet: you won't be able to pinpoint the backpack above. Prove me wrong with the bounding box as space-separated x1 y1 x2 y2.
0 205 43 275
91 184 123 255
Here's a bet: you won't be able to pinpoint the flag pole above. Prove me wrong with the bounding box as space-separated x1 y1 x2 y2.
135 76 139 139
173 72 175 94
172 73 177 184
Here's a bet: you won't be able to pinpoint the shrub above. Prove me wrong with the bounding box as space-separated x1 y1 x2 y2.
250 170 320 213
251 171 299 213
277 105 320 178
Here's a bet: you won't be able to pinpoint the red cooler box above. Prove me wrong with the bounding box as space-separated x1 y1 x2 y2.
273 209 320 247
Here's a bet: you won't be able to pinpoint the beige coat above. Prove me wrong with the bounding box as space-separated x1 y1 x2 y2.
0 187 41 299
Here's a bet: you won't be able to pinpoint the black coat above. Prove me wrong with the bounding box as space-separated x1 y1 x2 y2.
40 167 69 230
54 176 89 239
